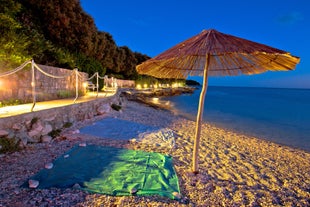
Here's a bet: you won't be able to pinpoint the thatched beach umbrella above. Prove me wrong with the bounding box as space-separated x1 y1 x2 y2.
136 29 300 173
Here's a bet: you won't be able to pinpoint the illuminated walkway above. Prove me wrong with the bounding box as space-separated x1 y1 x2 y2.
0 91 115 118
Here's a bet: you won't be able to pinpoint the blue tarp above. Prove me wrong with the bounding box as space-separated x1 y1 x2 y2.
79 117 160 140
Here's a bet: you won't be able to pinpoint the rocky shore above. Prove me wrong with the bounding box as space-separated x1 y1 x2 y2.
120 86 195 110
0 98 309 206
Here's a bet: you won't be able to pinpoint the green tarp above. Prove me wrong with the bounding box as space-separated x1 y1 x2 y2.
23 145 180 199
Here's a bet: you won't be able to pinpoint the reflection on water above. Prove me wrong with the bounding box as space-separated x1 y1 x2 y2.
160 86 310 152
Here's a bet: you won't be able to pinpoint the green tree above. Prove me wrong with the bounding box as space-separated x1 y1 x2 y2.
1 0 150 82
75 53 105 76
0 0 31 70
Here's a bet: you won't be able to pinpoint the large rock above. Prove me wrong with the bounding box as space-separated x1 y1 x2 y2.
28 121 44 141
31 121 44 131
0 130 9 137
41 124 53 136
44 114 56 122
18 134 29 147
12 123 23 130
97 103 111 115
41 135 52 143
28 129 42 140
16 131 33 145
7 132 15 139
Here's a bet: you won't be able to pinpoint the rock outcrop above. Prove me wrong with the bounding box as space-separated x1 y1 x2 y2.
0 90 122 152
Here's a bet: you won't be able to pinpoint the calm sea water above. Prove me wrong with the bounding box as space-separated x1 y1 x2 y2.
161 86 310 152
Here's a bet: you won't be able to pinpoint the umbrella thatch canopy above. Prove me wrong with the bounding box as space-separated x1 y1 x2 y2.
136 29 300 173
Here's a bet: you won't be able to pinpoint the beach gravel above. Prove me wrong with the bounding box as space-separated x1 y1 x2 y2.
0 101 309 206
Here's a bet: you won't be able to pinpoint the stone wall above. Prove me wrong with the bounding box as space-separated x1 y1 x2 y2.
0 64 88 102
0 90 122 149
103 77 135 88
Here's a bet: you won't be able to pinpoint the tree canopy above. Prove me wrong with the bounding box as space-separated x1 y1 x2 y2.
0 0 150 79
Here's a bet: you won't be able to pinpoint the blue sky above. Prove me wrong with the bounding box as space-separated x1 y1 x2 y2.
80 0 310 88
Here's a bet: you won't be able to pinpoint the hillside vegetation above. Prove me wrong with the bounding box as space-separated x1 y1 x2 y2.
0 0 150 80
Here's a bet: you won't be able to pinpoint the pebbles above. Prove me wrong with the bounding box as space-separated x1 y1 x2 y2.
129 138 136 143
172 192 182 199
72 183 81 189
1 100 310 206
44 163 53 169
79 143 87 147
130 188 137 194
28 179 39 188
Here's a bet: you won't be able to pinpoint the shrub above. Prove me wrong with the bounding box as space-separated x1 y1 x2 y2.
63 122 72 128
0 99 23 108
57 90 74 99
48 129 61 138
0 137 21 153
111 103 122 111
30 117 39 126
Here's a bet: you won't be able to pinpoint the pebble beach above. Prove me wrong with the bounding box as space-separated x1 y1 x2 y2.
0 100 309 206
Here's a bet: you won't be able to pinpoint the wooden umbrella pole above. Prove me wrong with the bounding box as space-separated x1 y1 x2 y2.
192 55 209 173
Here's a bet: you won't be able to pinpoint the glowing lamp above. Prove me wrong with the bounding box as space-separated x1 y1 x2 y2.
136 84 142 89
152 97 159 103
